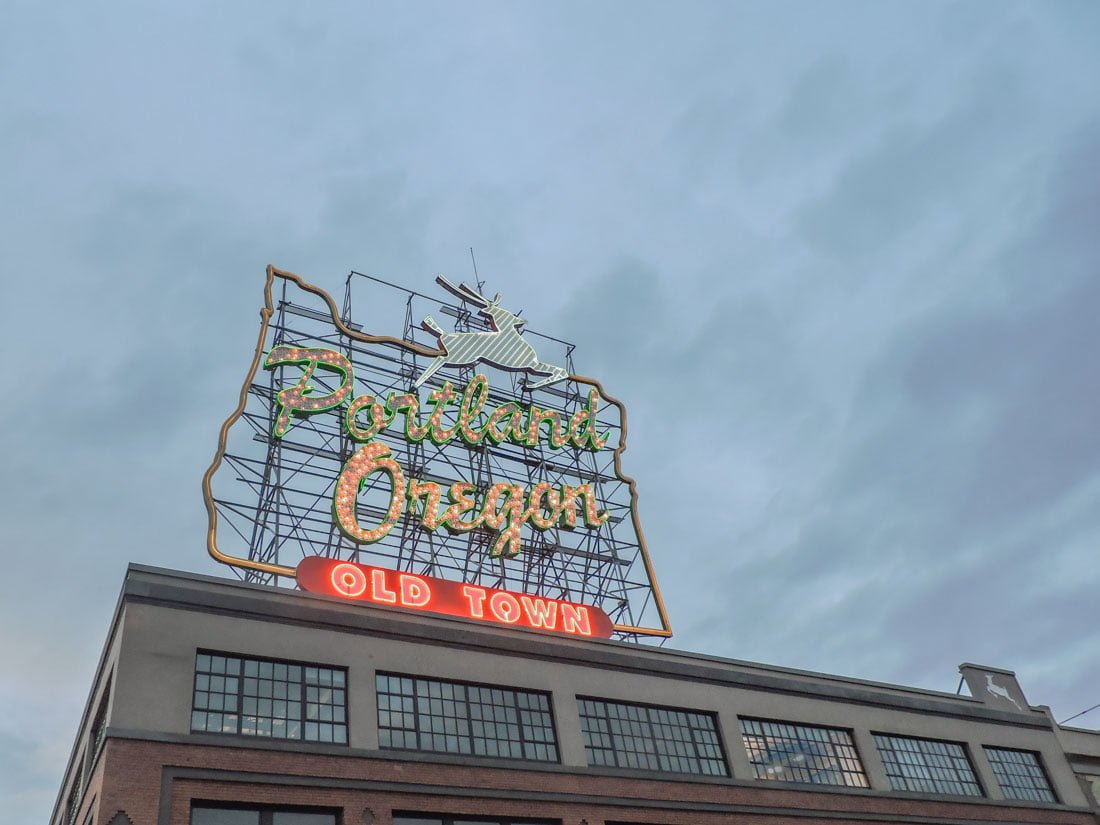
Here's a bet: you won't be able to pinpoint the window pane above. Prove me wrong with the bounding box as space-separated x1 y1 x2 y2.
377 672 558 762
984 747 1057 803
739 717 869 788
191 809 260 825
191 652 347 744
577 697 728 777
272 813 337 825
192 809 337 825
874 734 982 796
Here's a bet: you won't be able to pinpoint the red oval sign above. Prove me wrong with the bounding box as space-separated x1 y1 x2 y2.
296 556 614 639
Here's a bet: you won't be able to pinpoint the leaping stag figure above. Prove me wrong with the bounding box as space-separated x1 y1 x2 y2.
414 275 568 390
984 674 1023 711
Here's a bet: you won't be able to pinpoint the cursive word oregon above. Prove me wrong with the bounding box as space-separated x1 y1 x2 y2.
264 345 611 557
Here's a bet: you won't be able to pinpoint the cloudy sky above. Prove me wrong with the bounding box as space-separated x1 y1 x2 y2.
3 1 1099 821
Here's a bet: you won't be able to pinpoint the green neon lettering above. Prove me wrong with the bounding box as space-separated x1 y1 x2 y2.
341 470 609 558
524 482 562 530
407 478 443 529
567 390 609 451
558 484 609 530
425 382 459 444
479 483 527 558
441 481 483 533
523 406 568 448
346 395 393 441
386 392 429 441
332 442 406 543
483 402 520 444
264 346 354 437
457 374 490 445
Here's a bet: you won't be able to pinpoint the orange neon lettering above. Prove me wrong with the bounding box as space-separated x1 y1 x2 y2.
345 394 391 441
480 482 526 557
332 442 407 543
525 482 561 530
489 591 521 624
399 574 431 607
462 585 487 618
456 374 490 445
442 482 482 533
296 558 615 639
264 346 354 438
370 569 397 603
520 596 558 629
484 402 520 443
567 389 608 450
425 383 459 443
407 479 443 529
557 483 608 530
331 563 367 597
561 604 592 636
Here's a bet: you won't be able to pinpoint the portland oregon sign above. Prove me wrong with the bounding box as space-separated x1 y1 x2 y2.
203 265 670 640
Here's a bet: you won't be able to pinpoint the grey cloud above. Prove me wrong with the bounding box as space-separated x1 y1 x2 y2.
687 118 1100 698
0 731 57 823
5 5 1100 824
798 64 1030 262
842 127 1100 544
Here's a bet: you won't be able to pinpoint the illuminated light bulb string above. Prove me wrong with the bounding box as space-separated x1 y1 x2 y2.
266 347 611 559
202 264 674 640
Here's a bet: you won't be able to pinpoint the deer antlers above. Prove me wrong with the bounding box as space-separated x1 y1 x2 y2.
435 274 500 307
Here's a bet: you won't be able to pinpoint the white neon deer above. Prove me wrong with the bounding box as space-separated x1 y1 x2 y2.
414 275 568 390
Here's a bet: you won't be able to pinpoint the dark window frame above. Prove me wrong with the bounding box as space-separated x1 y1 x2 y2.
83 676 112 787
738 716 870 788
392 815 558 825
872 732 984 797
190 650 349 746
576 695 730 778
190 802 341 825
376 671 561 763
65 780 81 825
983 746 1058 803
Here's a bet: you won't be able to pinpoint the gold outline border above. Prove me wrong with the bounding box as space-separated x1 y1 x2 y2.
202 265 672 638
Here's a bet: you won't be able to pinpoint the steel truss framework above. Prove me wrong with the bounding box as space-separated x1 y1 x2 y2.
204 266 670 641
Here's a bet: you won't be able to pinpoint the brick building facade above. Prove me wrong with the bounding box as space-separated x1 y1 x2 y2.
53 565 1100 825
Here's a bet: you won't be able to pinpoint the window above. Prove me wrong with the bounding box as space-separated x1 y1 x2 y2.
984 747 1057 803
65 783 80 825
191 652 347 744
91 690 109 755
377 673 558 761
873 734 982 796
739 718 869 787
393 817 556 825
577 697 728 777
191 805 337 825
83 682 110 786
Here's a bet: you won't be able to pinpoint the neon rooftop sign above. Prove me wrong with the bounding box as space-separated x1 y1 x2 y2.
297 557 614 638
203 266 670 640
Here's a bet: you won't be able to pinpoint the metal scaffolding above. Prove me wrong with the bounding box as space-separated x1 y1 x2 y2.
207 269 668 642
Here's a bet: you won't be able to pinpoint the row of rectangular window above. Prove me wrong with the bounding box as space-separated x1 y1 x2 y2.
191 809 549 825
61 676 114 825
188 652 1057 803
